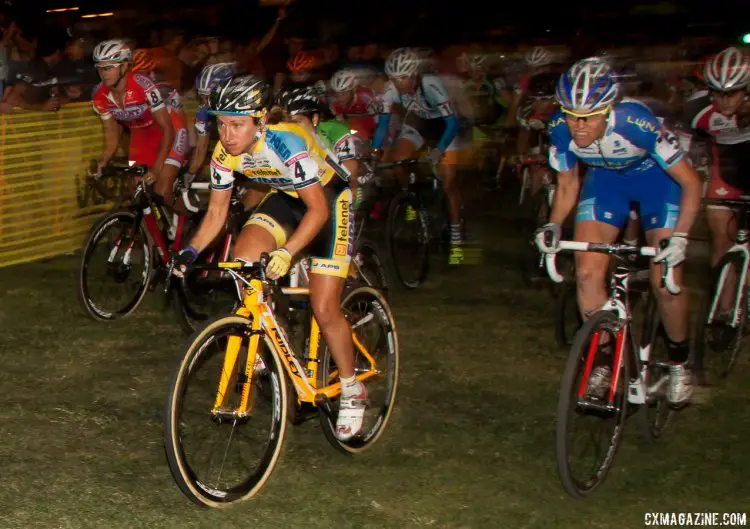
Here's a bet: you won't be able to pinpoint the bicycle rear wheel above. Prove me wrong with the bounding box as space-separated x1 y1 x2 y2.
386 191 430 289
317 286 399 454
694 251 747 386
556 310 629 498
164 316 288 507
77 210 153 320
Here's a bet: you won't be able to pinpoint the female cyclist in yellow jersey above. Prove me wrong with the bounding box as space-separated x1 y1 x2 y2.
172 75 367 441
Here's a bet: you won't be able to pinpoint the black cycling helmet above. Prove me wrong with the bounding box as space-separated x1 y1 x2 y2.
208 74 271 117
275 86 326 117
526 71 560 99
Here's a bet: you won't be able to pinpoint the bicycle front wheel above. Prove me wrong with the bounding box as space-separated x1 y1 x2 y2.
386 191 430 289
164 316 288 507
77 210 153 320
556 310 629 498
317 286 399 454
694 251 747 385
351 238 390 299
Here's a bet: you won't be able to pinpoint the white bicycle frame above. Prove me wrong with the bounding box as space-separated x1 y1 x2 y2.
545 241 679 405
706 241 750 329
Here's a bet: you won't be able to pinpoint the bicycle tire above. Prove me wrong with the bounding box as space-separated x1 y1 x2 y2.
554 280 582 349
694 251 747 386
164 315 288 507
77 210 153 321
636 297 673 443
386 190 430 289
556 310 629 498
317 286 399 454
351 238 390 299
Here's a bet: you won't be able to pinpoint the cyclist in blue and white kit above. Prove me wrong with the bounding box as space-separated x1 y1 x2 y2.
372 48 464 265
184 62 237 184
535 58 702 406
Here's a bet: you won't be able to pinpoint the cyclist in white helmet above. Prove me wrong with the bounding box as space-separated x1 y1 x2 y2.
536 57 702 406
683 47 750 339
508 45 557 128
329 68 380 142
372 47 467 265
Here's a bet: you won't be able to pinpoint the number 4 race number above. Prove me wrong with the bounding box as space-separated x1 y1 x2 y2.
294 162 306 181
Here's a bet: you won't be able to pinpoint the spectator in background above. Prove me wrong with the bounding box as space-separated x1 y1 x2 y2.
240 5 286 76
152 27 186 90
0 31 66 113
55 29 98 102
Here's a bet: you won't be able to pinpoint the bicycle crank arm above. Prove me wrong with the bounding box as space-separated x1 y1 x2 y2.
314 393 334 418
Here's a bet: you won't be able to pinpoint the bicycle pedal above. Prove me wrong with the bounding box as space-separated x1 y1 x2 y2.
314 393 333 418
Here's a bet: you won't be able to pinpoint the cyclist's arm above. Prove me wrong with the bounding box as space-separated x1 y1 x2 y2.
151 107 174 176
424 75 460 152
285 183 329 256
187 134 210 174
371 81 397 150
187 187 231 252
548 113 579 224
187 106 212 174
665 158 701 235
549 166 580 225
97 118 122 169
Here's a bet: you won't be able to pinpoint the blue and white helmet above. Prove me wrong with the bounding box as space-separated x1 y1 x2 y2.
555 58 619 115
196 62 237 97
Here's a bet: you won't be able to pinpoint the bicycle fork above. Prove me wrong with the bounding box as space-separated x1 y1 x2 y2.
708 243 750 328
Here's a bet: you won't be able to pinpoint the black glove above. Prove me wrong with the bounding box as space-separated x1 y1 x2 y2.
171 246 199 277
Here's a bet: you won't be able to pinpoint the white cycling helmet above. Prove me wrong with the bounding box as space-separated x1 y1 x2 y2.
556 57 619 115
93 39 132 64
525 46 551 68
704 47 750 92
330 69 358 92
196 62 237 96
385 47 421 78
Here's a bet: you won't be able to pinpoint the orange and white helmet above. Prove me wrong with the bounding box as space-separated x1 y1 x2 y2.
704 47 750 91
287 51 316 72
131 48 156 74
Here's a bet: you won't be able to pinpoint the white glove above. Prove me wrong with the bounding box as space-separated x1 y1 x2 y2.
534 222 561 254
654 232 689 267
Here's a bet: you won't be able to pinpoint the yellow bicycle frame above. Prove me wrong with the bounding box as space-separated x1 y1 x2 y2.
211 266 379 418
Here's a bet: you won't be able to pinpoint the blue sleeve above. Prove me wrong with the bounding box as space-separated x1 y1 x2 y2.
547 111 577 172
195 106 211 136
436 115 460 152
372 113 391 150
617 102 685 170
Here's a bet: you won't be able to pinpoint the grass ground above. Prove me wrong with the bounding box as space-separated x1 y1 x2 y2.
0 193 747 529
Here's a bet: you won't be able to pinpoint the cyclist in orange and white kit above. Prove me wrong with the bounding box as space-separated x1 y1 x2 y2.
91 40 175 201
130 48 190 207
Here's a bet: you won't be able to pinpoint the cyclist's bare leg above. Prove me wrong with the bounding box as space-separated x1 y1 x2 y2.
529 164 546 197
574 220 620 318
233 224 277 265
154 163 188 215
389 137 418 188
309 273 354 378
438 156 461 231
646 227 688 343
706 208 736 266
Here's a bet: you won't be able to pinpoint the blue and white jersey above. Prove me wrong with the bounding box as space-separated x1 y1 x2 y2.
548 99 685 175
